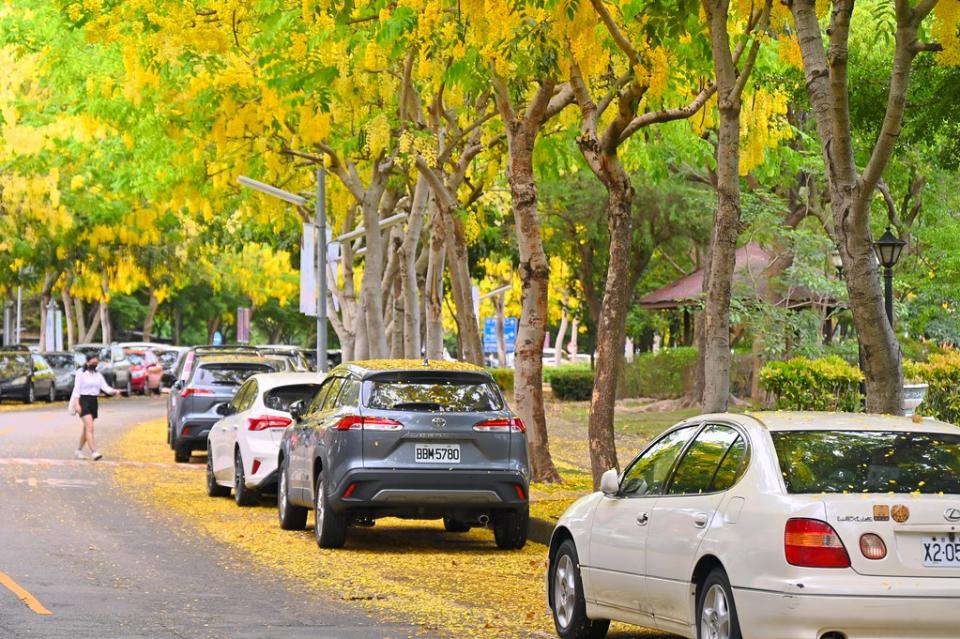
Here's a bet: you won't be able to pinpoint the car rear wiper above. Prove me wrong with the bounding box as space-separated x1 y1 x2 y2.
389 401 444 411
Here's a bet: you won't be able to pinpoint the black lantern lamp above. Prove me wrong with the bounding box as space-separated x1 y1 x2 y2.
831 250 844 278
873 227 906 327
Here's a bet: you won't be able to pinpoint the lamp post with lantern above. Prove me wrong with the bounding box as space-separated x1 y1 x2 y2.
873 226 907 328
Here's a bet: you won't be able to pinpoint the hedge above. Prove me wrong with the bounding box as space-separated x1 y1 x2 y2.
619 347 698 399
488 368 514 393
904 351 960 423
759 356 863 412
550 369 595 401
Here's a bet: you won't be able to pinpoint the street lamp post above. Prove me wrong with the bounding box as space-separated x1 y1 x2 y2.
873 227 907 328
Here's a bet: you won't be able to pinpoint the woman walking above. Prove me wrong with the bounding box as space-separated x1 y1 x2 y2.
70 353 120 461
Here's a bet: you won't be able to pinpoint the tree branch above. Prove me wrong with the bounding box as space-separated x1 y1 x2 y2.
588 0 638 64
618 83 716 143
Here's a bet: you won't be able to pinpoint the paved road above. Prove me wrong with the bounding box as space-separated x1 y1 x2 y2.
0 398 427 638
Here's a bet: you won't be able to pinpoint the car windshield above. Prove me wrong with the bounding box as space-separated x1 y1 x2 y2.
264 384 323 412
45 354 76 370
127 353 145 365
772 430 960 494
364 379 503 412
193 364 273 386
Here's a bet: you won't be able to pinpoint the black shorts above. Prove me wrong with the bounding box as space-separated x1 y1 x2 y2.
79 395 99 419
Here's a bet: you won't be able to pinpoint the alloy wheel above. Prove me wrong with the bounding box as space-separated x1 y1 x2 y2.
279 467 289 511
314 478 324 538
553 554 576 630
700 584 731 639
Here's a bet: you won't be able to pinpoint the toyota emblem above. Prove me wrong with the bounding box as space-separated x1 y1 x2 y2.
945 507 960 523
431 417 447 428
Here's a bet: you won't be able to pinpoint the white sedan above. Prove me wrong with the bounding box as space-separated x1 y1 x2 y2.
206 372 322 506
548 412 960 639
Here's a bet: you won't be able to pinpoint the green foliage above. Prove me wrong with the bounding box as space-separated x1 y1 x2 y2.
549 369 595 402
488 368 514 393
903 352 960 423
759 356 864 412
620 347 698 399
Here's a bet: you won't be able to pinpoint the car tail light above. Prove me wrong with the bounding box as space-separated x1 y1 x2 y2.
784 518 851 568
859 533 887 560
334 416 403 431
473 418 526 433
247 416 293 431
180 387 214 398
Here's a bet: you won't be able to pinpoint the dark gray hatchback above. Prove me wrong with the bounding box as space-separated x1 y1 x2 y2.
276 359 530 549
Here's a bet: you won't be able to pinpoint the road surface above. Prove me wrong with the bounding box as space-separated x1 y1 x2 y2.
0 397 427 638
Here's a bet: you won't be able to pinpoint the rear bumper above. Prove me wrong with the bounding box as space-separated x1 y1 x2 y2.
330 468 528 514
176 416 220 444
736 585 960 639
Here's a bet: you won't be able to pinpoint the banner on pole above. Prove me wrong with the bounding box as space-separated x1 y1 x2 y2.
300 223 317 316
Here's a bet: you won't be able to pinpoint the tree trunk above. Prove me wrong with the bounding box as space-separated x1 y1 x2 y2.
206 316 221 345
567 317 579 357
554 301 570 366
425 215 445 360
173 306 182 345
142 289 159 342
359 197 389 359
586 179 634 487
440 207 483 365
390 271 404 358
401 179 429 358
75 298 87 342
61 282 75 350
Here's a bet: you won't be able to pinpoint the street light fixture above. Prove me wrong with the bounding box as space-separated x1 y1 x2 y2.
873 226 907 328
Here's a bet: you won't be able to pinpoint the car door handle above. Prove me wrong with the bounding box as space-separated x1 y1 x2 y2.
636 512 649 526
693 512 710 528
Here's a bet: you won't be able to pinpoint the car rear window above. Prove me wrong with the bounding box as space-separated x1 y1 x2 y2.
264 384 322 412
0 354 30 377
44 354 76 370
127 353 145 365
364 379 503 412
772 430 960 494
193 364 273 386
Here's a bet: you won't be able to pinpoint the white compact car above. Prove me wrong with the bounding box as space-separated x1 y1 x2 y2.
548 412 960 639
206 372 322 506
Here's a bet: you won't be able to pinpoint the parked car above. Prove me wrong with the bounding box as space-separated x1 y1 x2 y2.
206 372 323 506
0 347 57 403
154 346 188 388
257 345 312 372
547 411 960 639
167 354 281 463
73 342 132 395
42 351 81 399
276 359 529 549
125 349 163 394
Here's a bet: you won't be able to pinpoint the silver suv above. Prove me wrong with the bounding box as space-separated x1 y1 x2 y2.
276 359 530 549
167 353 280 463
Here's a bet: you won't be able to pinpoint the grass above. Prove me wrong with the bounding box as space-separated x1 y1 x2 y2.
109 418 674 639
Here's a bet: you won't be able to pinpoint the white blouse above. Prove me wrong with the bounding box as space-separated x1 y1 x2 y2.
71 370 114 398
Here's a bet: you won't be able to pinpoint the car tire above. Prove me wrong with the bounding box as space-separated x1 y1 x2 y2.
493 506 529 550
174 441 191 463
234 449 258 507
443 517 471 533
123 378 132 397
697 567 741 639
314 472 347 549
25 383 35 405
277 459 308 530
206 449 230 497
47 384 56 403
550 539 609 639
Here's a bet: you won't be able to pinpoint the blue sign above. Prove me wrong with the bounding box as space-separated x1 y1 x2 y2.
212 330 223 346
483 317 518 354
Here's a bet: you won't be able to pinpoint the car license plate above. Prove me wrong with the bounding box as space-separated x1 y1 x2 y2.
922 537 960 567
414 443 461 464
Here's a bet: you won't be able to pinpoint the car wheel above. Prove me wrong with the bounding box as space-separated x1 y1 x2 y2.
698 568 741 639
443 517 471 533
174 441 191 463
551 539 610 639
124 378 132 397
313 472 347 549
25 383 35 405
277 458 308 530
206 449 230 497
234 449 258 507
493 505 529 550
47 384 56 403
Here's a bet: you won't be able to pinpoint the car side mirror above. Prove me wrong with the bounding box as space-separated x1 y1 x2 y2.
600 468 620 496
216 403 234 416
289 400 305 422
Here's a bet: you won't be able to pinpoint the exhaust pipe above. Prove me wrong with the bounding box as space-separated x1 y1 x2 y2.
478 515 490 527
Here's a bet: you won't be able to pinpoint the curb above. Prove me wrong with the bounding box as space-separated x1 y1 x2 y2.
529 516 555 546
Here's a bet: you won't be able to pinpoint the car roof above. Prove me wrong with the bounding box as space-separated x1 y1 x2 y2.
195 354 277 365
331 358 490 379
694 411 960 435
248 372 324 389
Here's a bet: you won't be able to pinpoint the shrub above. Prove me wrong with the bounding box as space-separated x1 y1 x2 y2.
902 351 960 423
488 368 514 394
619 347 698 399
759 356 863 412
550 369 595 401
543 363 593 383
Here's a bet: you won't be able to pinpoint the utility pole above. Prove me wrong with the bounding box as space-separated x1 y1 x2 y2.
316 166 328 373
